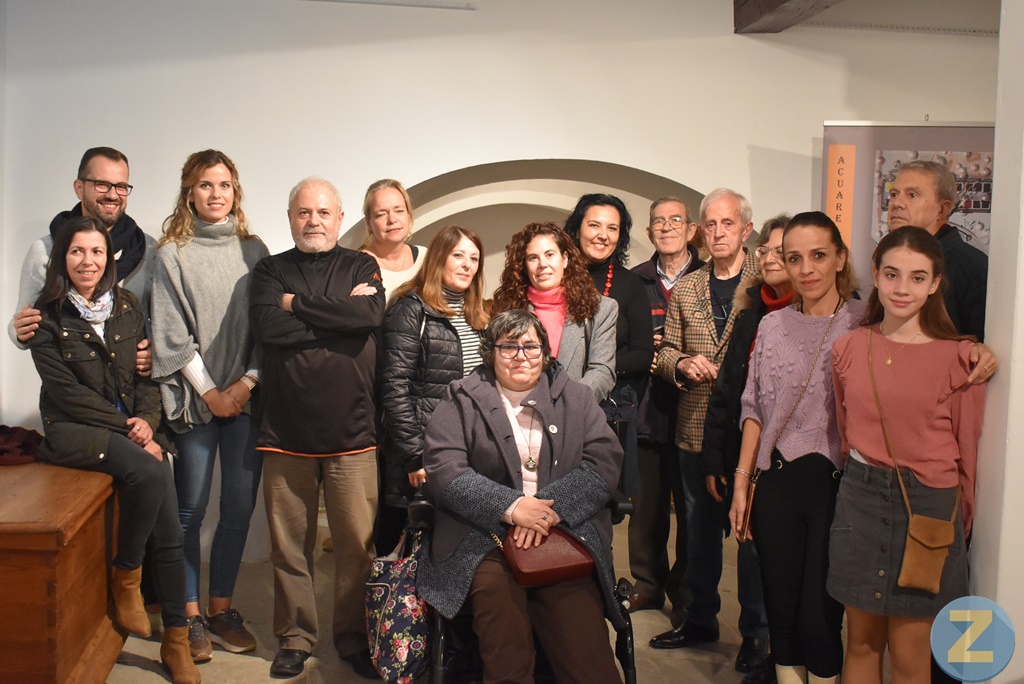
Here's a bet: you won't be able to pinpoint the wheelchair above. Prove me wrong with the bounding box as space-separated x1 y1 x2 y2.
407 491 638 684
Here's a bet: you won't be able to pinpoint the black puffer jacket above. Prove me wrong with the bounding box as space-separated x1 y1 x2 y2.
380 293 475 505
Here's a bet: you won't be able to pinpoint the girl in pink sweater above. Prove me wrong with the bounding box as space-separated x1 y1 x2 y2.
830 227 987 684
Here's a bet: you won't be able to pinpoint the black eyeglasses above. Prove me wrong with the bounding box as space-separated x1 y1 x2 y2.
495 343 544 360
79 178 133 196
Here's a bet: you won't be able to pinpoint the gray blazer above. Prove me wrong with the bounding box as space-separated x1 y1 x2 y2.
555 295 617 403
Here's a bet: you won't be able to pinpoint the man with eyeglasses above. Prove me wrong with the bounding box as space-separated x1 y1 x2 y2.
9 147 155 373
627 197 703 628
651 188 761 659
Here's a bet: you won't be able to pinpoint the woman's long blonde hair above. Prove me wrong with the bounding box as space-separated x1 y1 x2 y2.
158 149 252 247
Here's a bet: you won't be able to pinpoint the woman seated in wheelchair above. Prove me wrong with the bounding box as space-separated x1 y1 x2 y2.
418 308 625 684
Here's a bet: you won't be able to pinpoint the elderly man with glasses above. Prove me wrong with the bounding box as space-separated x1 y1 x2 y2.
9 147 155 376
627 197 704 628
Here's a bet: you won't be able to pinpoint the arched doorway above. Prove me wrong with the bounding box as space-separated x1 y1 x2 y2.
341 159 704 295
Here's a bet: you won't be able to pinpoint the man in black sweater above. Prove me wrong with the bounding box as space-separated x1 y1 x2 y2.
250 177 385 680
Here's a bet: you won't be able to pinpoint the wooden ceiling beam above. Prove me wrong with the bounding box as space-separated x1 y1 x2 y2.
734 0 846 34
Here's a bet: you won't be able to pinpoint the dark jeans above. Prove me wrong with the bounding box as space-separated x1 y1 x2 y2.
752 452 843 678
678 448 725 629
628 439 687 606
87 432 187 628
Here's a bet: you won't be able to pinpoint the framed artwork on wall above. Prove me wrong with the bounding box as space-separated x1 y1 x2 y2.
821 121 994 291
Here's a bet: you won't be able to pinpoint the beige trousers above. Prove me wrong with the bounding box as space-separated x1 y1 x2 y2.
263 450 378 656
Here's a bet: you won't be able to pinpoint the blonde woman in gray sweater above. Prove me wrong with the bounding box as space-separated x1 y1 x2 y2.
150 150 268 662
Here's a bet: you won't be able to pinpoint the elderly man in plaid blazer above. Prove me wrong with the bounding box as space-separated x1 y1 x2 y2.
650 188 761 657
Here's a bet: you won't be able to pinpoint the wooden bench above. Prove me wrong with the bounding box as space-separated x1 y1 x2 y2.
0 461 125 684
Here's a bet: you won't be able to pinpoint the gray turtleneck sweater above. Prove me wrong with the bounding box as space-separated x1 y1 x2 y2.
150 215 269 431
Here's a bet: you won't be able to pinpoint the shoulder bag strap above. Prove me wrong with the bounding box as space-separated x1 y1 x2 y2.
583 317 593 365
765 305 841 463
867 330 960 522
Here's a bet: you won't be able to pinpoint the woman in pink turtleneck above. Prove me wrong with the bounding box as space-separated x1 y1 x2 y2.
492 223 617 403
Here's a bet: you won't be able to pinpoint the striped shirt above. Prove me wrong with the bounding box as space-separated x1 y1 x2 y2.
443 287 483 375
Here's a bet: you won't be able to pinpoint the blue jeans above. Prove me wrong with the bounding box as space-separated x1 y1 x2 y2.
173 414 261 603
678 448 725 629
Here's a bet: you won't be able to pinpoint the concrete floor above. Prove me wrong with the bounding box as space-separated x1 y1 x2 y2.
109 520 753 684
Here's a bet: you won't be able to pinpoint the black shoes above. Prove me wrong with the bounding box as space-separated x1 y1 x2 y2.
270 648 310 678
735 636 770 673
625 592 665 612
342 649 379 679
742 652 777 684
649 621 720 649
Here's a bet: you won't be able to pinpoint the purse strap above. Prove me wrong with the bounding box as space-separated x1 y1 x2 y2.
754 303 843 480
867 329 959 523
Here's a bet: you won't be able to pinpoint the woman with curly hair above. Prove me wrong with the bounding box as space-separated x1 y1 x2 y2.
492 222 616 402
150 149 268 661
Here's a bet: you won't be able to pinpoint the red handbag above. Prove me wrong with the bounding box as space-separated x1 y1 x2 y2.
492 528 595 588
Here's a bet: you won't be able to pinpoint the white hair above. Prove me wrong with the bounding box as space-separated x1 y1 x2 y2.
699 188 752 226
288 176 343 213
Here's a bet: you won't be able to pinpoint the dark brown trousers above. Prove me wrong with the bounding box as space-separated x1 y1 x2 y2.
468 550 622 684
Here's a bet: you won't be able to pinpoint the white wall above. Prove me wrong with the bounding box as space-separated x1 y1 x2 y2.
0 0 999 428
5 2 1023 666
0 0 8 415
974 2 1024 681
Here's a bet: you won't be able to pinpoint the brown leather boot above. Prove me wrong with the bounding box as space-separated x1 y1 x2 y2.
162 625 202 684
111 566 151 637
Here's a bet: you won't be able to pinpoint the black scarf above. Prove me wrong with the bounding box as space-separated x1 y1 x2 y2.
49 203 147 283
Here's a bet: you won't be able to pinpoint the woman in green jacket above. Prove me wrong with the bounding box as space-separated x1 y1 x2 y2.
29 216 199 684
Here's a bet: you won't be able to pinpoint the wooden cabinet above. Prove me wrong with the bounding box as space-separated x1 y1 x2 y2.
0 462 125 684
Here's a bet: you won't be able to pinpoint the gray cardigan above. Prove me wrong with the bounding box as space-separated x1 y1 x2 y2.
552 295 618 403
418 364 626 630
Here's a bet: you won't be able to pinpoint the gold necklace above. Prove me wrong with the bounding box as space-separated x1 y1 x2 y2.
876 325 923 365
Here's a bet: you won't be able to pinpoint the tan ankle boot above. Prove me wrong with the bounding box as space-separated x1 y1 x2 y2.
162 625 202 684
111 566 151 637
807 675 840 683
776 664 807 684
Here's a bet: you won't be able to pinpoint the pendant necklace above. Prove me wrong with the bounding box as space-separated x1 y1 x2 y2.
877 325 922 365
513 407 539 472
602 261 614 297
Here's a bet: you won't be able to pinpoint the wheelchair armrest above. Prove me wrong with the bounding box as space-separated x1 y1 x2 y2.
607 489 632 524
407 484 435 531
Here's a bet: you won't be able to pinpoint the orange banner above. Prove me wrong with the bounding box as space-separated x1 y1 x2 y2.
826 144 855 247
